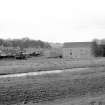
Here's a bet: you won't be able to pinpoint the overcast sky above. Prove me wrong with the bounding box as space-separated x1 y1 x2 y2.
0 0 105 43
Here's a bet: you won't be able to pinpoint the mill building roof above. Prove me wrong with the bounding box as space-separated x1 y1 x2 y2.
63 42 92 48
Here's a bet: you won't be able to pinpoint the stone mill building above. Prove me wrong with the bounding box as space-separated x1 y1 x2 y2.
62 42 93 59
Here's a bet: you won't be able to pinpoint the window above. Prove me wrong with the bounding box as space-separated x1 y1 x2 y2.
70 52 72 55
69 49 72 55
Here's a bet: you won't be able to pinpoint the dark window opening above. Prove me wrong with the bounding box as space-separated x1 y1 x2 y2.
70 52 72 55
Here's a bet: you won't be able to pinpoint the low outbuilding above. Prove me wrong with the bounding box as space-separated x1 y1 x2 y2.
43 48 62 58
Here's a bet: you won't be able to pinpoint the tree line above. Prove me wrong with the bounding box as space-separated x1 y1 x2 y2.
0 38 51 49
92 39 105 57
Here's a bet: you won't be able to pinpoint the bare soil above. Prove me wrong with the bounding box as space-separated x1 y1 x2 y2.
14 94 105 105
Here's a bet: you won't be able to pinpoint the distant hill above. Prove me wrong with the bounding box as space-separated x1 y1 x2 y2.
0 38 51 49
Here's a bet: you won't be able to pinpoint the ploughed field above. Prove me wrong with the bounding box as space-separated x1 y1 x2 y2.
0 57 105 74
1 66 105 104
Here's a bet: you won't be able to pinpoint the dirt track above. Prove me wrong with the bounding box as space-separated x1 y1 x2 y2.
0 67 89 78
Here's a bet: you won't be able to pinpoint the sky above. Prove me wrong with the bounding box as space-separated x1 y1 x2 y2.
0 0 105 43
